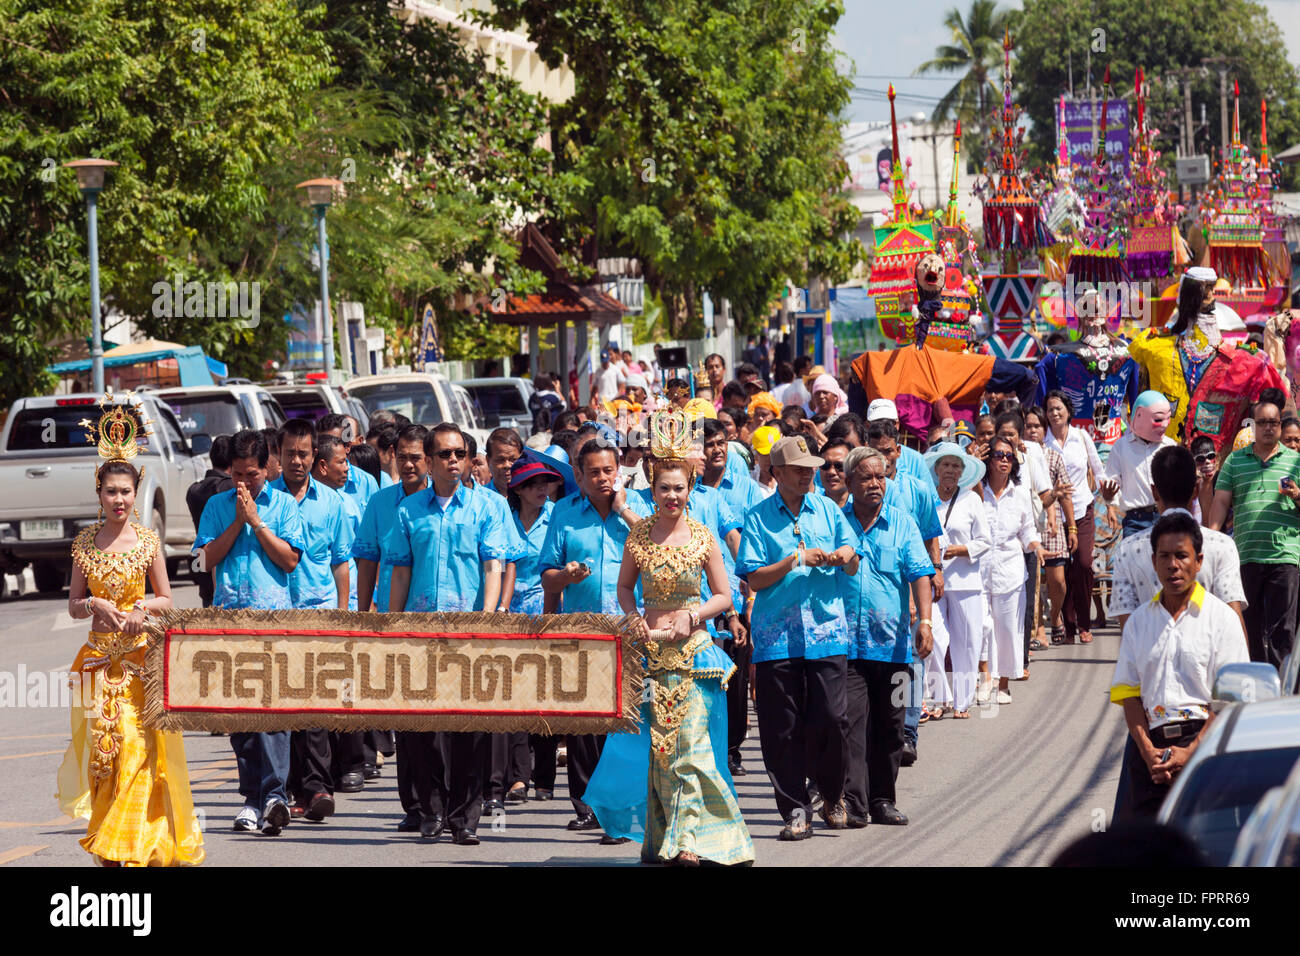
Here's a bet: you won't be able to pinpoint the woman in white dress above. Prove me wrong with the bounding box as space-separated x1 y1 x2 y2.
924 442 991 718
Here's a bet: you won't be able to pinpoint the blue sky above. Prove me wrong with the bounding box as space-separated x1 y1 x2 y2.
832 0 1300 126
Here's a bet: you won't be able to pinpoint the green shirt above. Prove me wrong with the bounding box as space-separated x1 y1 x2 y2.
1216 444 1300 564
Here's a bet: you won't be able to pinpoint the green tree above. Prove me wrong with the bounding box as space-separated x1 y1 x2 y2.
1011 0 1300 187
487 0 862 336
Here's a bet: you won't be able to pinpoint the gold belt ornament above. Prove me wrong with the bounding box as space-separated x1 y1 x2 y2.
83 630 145 782
644 630 709 767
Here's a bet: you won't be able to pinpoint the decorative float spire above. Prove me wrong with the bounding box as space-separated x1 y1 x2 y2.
981 30 1047 257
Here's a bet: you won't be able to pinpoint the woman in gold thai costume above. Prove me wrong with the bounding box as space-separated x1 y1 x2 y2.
56 394 204 866
585 409 754 866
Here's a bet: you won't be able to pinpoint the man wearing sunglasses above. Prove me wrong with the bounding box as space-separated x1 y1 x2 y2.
385 423 519 846
1208 389 1300 667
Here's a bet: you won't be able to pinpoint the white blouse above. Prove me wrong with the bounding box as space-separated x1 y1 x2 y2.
981 480 1041 594
1045 425 1105 515
936 487 992 592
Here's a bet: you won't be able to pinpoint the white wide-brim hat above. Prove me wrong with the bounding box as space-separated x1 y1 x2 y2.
924 441 985 490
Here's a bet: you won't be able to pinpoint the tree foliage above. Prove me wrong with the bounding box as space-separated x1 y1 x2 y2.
1011 0 1300 188
487 0 862 336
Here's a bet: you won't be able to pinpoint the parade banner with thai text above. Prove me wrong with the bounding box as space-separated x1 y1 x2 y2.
142 609 642 735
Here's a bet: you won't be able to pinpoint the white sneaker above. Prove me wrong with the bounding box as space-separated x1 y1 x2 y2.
233 806 261 832
975 679 992 703
996 689 1013 705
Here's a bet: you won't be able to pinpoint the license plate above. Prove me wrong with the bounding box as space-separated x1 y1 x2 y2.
20 520 63 540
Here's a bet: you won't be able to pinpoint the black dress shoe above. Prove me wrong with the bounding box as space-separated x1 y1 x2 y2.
453 829 480 846
870 801 909 826
533 788 554 801
567 812 600 831
899 742 918 767
483 798 505 814
600 834 631 845
304 791 335 822
504 785 528 804
397 811 422 832
728 755 746 776
337 772 364 793
363 763 381 780
846 813 870 829
420 814 446 841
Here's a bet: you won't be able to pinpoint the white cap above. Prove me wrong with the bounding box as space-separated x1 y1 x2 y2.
625 373 648 392
867 398 898 422
1184 266 1218 283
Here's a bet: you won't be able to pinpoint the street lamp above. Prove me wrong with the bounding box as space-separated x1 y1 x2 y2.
296 177 344 381
65 158 119 394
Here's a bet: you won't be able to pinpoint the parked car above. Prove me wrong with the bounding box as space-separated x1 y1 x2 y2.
1230 754 1300 866
0 393 209 592
265 383 369 435
346 372 489 449
460 377 536 439
1157 693 1300 865
155 384 287 443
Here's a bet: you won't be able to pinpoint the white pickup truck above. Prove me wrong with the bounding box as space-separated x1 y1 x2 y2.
0 393 209 593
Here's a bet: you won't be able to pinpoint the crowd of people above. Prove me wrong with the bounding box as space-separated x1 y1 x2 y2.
53 336 1295 865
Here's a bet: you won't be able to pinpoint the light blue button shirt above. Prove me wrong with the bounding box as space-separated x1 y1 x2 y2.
897 445 937 494
885 474 941 542
383 483 514 612
379 471 396 489
736 490 856 663
267 475 354 609
195 483 305 610
351 477 429 613
342 463 378 517
509 499 555 615
538 492 634 615
336 484 364 610
703 470 767 612
840 502 934 662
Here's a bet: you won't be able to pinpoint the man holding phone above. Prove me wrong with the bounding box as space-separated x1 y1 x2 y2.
1208 389 1300 667
1110 513 1247 820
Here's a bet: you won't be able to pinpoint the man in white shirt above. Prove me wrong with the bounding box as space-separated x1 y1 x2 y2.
1110 445 1246 631
1103 391 1176 539
594 347 625 403
1109 512 1248 821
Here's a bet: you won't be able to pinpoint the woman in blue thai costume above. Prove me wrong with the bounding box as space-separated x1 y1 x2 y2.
503 450 565 803
584 410 755 866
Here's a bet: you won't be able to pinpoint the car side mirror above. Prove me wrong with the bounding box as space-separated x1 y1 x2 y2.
1211 661 1281 710
190 433 212 456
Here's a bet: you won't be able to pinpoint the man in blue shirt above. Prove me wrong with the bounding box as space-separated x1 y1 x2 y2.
870 417 945 765
867 401 938 493
692 417 761 774
269 420 360 822
194 429 304 837
736 435 860 840
841 446 935 827
539 436 642 834
319 413 378 515
386 423 514 846
353 424 429 832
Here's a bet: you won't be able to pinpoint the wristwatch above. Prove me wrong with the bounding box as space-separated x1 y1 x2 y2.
251 521 265 532
918 619 932 627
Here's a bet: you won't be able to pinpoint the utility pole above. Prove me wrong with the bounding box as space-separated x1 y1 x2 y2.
1201 56 1240 162
913 121 948 210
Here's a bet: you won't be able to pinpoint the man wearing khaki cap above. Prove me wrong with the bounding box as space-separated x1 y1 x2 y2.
736 435 861 840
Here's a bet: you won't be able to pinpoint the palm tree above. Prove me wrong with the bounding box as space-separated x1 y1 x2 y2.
914 0 1017 127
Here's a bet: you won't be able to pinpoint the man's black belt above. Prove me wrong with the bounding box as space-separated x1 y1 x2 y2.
1126 505 1158 518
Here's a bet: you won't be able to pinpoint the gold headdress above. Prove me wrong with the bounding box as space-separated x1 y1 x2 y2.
81 389 151 490
647 408 699 489
694 358 711 391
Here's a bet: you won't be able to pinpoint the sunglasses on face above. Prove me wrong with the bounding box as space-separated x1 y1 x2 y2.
1194 452 1217 464
435 448 466 461
820 461 844 473
1256 419 1282 428
991 450 1015 462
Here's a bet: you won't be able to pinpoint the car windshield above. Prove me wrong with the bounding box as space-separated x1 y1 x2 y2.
466 384 527 416
272 390 333 423
6 403 150 451
1171 746 1300 865
348 381 444 426
165 395 245 436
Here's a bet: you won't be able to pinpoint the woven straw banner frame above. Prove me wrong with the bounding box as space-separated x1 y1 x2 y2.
142 608 643 735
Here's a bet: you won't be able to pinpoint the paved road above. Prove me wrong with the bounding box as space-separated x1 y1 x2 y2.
0 581 1125 866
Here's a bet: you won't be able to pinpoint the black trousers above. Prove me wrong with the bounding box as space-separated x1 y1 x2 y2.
506 732 531 788
564 734 606 815
1240 562 1299 668
529 735 558 790
486 733 510 802
754 655 849 824
723 635 752 759
1114 720 1206 823
403 731 489 832
288 729 365 800
844 659 908 817
395 731 422 814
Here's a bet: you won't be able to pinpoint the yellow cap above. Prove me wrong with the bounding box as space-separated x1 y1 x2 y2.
751 424 781 456
682 398 716 420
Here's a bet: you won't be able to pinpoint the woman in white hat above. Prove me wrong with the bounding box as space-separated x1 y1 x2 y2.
925 443 991 718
